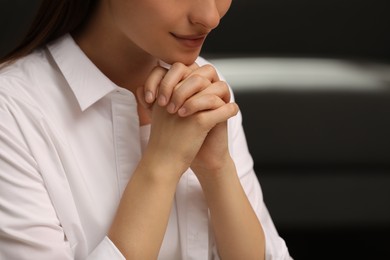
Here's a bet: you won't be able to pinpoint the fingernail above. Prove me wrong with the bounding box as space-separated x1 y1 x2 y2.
167 103 176 113
145 91 154 103
158 95 167 106
178 107 187 116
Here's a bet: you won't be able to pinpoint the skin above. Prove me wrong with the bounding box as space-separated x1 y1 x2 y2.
74 0 265 259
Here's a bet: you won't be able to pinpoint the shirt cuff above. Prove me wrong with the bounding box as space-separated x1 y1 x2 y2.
86 236 125 260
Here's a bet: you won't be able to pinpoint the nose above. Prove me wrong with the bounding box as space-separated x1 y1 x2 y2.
189 0 221 30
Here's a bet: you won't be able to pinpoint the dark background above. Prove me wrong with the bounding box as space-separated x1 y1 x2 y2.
201 0 390 63
2 0 390 259
0 0 40 59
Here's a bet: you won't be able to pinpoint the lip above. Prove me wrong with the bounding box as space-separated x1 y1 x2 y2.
171 33 207 48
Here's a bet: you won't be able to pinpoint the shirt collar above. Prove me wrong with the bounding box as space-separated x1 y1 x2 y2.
47 33 117 111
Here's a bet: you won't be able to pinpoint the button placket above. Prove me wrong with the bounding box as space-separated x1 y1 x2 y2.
111 90 141 195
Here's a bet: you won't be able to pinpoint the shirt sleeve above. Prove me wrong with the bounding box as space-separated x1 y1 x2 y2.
86 237 125 260
227 99 293 260
0 109 74 259
0 101 125 260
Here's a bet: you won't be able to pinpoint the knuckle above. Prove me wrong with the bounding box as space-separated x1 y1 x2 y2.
229 103 239 115
159 79 171 92
217 80 229 91
217 81 231 101
191 74 210 87
209 95 221 107
171 91 184 104
194 112 208 127
220 80 229 88
202 64 216 72
189 73 204 82
171 62 186 71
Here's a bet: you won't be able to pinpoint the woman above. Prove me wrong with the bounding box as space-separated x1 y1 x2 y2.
0 0 291 259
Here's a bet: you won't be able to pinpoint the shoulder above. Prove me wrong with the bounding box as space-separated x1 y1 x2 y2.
0 48 54 104
0 49 55 121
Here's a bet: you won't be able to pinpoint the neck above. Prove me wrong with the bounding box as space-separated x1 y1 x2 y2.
72 3 158 94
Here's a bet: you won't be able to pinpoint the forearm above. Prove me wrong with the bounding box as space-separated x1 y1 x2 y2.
195 159 265 260
108 159 180 259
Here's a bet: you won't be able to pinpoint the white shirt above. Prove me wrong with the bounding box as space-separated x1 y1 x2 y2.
0 34 292 260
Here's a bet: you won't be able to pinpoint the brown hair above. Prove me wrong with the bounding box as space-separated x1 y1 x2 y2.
0 0 97 64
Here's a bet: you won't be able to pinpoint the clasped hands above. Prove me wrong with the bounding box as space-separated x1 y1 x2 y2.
136 62 239 180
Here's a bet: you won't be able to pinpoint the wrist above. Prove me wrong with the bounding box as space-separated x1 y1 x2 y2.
137 150 187 185
192 156 236 186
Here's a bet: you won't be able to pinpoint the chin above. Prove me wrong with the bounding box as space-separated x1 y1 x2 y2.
162 51 200 66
